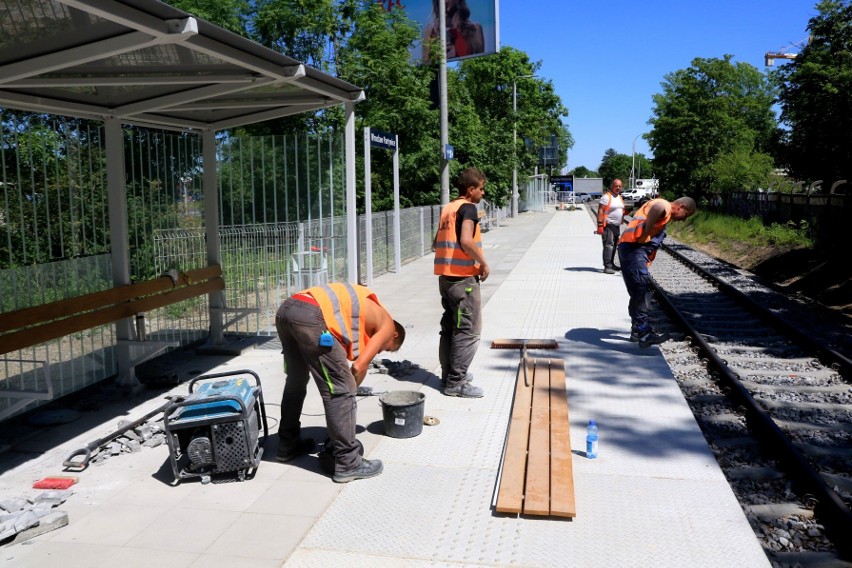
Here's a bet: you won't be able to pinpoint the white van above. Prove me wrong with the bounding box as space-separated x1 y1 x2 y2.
622 188 652 201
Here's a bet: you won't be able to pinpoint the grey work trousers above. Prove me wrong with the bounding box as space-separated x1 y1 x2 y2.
438 275 482 388
275 298 361 473
601 223 620 269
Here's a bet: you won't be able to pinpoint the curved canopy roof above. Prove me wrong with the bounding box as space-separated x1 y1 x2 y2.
0 0 365 130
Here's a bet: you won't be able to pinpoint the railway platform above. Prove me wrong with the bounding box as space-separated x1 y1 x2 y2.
0 207 770 567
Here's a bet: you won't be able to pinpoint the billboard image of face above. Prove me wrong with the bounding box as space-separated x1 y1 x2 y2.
378 0 499 64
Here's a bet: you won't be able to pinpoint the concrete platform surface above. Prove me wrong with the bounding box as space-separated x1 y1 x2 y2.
0 207 769 567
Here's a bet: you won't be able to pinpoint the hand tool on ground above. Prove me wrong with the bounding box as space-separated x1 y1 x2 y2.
63 395 182 471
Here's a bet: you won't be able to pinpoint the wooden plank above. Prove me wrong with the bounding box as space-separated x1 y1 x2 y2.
495 357 535 514
548 359 576 517
0 265 221 334
523 358 552 515
0 278 224 356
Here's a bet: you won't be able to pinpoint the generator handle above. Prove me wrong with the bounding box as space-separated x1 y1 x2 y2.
187 369 261 394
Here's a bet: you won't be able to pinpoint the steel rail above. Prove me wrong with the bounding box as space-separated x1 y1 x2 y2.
651 252 852 561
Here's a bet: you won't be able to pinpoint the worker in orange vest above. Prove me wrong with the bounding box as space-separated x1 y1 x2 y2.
617 196 696 348
596 178 627 274
274 283 405 482
433 167 489 398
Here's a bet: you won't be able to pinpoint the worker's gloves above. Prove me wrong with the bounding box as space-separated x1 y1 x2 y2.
595 226 604 235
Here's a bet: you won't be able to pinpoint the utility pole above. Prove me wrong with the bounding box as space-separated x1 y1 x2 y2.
512 74 535 217
439 0 449 206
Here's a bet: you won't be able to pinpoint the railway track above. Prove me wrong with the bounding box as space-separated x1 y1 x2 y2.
587 199 851 565
649 242 852 566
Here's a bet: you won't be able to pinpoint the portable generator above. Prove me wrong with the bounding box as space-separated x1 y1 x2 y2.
163 369 268 484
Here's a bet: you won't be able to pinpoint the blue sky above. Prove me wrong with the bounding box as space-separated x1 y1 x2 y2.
497 0 817 172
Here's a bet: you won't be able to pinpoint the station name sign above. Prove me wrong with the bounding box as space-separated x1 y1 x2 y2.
369 129 397 150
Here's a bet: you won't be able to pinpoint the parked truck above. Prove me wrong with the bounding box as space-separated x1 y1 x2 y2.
571 176 603 199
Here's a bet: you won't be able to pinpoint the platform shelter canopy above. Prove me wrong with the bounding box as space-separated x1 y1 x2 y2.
0 0 365 131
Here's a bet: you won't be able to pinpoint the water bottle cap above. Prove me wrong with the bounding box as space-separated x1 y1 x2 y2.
589 419 596 426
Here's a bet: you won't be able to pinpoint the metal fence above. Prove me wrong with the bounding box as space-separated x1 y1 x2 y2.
0 113 512 420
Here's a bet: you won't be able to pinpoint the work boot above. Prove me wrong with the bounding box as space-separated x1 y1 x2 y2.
603 267 615 274
333 458 383 483
276 437 315 462
443 382 484 398
629 330 641 342
639 331 670 349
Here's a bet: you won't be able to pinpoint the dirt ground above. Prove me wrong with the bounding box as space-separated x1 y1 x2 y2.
683 240 851 320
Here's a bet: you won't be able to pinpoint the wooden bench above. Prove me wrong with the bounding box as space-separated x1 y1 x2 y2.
494 354 576 517
0 265 224 356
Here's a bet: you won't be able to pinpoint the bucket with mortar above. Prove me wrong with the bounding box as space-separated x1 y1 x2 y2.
379 390 425 438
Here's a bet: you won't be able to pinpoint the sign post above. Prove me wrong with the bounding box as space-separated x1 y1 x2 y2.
364 127 402 285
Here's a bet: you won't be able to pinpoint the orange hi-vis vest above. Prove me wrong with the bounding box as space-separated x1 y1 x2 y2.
597 193 625 227
304 283 382 361
620 198 671 244
434 199 482 277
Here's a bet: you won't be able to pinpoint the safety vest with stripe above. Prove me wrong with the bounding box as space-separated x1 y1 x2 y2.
433 199 482 277
619 198 671 244
597 193 625 228
304 283 381 361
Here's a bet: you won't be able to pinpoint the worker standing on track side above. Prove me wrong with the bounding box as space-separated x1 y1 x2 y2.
275 282 405 482
596 178 626 274
433 167 489 398
617 196 697 348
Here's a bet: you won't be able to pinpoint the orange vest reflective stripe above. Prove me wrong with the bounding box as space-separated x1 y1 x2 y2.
434 199 482 277
304 283 381 361
620 199 671 243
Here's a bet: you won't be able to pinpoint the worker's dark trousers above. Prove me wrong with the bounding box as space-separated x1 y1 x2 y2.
617 262 653 334
601 224 620 269
275 298 361 473
438 275 482 388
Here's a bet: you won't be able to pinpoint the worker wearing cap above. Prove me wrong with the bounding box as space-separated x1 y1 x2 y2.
618 196 697 348
275 282 405 483
596 178 626 274
433 167 489 398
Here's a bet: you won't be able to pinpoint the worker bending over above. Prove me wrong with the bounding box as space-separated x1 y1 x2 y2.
275 282 405 482
617 197 696 348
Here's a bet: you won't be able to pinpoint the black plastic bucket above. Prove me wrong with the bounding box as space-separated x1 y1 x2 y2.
379 391 425 438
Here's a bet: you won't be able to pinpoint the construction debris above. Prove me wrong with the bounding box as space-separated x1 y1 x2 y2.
0 490 71 545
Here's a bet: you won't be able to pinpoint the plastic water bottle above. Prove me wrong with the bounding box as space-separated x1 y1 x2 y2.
586 420 598 459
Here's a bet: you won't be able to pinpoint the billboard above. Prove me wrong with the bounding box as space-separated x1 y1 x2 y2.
378 0 499 64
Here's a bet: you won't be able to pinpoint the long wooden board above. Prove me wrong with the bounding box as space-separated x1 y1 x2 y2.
548 359 576 517
495 356 576 518
495 357 536 514
524 357 551 515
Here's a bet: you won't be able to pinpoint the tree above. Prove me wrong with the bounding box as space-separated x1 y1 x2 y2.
569 166 599 178
648 55 777 200
458 47 572 205
775 0 852 183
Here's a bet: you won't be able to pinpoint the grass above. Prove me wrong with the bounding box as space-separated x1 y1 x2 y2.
666 210 813 254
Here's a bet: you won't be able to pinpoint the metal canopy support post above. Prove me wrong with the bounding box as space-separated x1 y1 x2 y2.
439 0 449 207
105 117 137 389
363 127 373 286
393 135 401 273
345 102 358 283
203 128 225 345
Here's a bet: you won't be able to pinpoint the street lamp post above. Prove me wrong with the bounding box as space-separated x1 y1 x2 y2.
630 134 641 189
512 74 535 218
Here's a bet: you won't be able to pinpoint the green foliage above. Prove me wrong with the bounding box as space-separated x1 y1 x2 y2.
569 166 599 178
597 148 653 188
648 55 778 200
667 210 813 249
166 0 251 35
458 48 572 204
774 0 852 183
